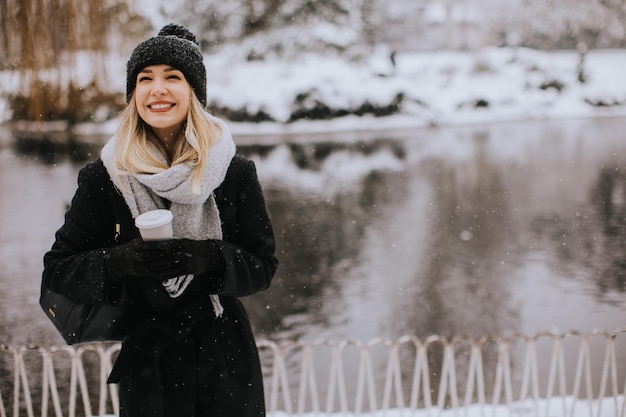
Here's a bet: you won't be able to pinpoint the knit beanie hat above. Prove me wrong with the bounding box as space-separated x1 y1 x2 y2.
126 24 207 107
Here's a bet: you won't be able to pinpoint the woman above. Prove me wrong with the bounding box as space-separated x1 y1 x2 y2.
41 24 278 417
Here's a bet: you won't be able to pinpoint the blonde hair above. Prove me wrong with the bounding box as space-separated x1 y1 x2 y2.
113 91 222 193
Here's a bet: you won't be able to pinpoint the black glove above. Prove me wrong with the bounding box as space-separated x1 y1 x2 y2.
144 238 226 280
104 238 172 280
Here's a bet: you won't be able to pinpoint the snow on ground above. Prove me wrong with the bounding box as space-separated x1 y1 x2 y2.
99 396 625 417
267 396 625 416
206 46 626 136
2 47 626 136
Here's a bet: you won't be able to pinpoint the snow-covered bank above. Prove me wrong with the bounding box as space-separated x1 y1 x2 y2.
209 46 626 136
3 47 626 139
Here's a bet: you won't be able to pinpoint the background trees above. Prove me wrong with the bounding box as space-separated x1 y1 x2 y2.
491 0 626 49
2 0 626 123
0 0 148 122
162 0 626 56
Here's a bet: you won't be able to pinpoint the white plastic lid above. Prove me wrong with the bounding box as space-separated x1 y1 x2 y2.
135 209 173 229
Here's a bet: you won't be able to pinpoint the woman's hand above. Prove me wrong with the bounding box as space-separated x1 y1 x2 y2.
104 238 225 281
145 239 226 280
104 238 167 280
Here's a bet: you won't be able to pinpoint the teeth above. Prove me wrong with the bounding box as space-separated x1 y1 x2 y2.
151 103 171 109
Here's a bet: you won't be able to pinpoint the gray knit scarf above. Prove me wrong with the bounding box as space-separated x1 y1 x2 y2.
101 114 235 316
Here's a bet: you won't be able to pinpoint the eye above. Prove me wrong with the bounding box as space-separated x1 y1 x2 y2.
167 73 183 80
138 76 152 82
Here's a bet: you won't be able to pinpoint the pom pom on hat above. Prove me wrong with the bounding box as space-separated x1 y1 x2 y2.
158 23 198 44
126 24 207 107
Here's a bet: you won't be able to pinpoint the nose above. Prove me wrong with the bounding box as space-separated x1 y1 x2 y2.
151 79 167 96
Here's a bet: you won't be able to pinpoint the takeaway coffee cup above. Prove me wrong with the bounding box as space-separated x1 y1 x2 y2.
135 209 173 241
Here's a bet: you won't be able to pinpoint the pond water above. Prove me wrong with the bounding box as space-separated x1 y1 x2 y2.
1 117 625 394
246 117 626 344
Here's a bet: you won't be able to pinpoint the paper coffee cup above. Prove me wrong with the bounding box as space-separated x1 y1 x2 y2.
135 209 173 240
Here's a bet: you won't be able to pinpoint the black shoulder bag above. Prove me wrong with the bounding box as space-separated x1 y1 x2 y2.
40 196 131 345
40 285 129 345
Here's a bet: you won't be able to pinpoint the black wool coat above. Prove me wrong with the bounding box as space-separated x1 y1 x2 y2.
42 154 278 417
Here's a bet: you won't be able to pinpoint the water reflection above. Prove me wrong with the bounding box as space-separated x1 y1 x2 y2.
531 162 626 303
405 135 523 394
592 165 626 296
244 119 626 346
1 118 626 396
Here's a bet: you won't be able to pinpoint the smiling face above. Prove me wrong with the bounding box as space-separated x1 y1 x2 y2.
135 64 191 145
